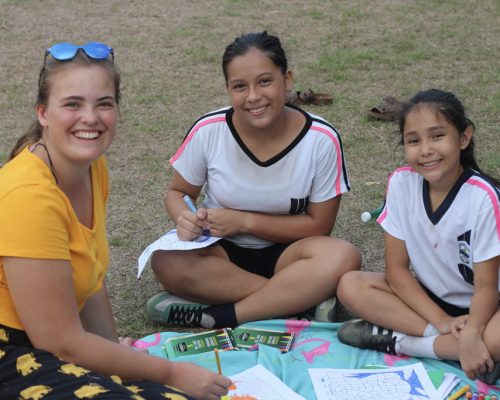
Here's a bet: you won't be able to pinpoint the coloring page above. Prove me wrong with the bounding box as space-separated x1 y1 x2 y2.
137 229 221 278
224 364 305 400
309 363 438 400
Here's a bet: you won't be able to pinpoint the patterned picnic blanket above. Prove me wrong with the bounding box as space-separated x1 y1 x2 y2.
134 319 499 399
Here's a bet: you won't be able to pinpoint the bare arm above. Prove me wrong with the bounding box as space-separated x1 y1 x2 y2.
165 171 205 240
233 196 340 242
466 256 499 333
384 232 452 333
79 284 118 342
458 256 499 378
166 170 340 243
4 257 230 398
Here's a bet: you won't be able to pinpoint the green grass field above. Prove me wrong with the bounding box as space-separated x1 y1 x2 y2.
0 0 498 337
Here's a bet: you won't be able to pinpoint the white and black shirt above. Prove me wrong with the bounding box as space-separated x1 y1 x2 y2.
171 105 350 249
378 167 500 308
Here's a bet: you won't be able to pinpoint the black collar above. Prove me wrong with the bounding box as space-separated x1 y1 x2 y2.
423 169 474 224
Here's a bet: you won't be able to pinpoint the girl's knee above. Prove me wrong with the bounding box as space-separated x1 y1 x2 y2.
337 271 366 302
151 250 169 273
151 251 190 285
483 310 500 358
328 239 362 272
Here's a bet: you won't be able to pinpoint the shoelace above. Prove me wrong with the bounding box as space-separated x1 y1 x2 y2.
167 305 203 326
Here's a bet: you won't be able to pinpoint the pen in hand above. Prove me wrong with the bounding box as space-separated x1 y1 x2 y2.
182 195 210 236
182 194 198 214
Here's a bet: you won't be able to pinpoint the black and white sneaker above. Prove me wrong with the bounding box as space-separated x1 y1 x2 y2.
146 292 208 326
338 319 399 355
477 361 500 385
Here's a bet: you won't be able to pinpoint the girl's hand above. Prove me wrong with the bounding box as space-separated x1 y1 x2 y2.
176 208 208 241
449 315 469 339
168 361 231 400
205 208 244 237
459 327 494 380
436 315 468 337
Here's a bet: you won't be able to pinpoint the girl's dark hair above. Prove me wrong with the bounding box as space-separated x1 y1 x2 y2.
398 88 499 187
222 31 288 83
9 50 120 160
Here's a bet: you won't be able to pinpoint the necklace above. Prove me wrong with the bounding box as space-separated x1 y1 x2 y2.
31 141 59 184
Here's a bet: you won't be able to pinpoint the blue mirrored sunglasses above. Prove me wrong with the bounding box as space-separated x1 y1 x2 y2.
45 42 114 63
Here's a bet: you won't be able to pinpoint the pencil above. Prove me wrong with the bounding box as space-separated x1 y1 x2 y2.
446 384 470 400
214 348 222 375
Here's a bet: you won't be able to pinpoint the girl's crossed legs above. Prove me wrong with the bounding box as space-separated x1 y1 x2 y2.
150 236 361 327
337 271 500 382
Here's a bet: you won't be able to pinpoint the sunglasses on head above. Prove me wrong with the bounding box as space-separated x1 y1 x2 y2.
45 42 114 63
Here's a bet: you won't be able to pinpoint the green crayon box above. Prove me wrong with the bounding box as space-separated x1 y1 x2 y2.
163 328 236 358
232 327 295 353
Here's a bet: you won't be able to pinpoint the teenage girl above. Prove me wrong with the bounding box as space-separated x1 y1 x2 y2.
148 31 361 329
337 89 500 385
0 42 230 400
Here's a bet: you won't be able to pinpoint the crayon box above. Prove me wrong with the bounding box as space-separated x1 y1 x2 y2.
163 328 236 358
232 327 295 353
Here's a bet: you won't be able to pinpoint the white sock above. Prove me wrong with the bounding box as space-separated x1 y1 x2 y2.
395 332 439 359
423 323 439 337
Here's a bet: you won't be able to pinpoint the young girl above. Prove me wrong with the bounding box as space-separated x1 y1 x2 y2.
0 42 230 399
337 89 500 385
148 31 361 329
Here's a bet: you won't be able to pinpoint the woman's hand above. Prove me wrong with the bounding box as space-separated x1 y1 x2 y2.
435 315 468 337
168 361 232 400
119 337 149 353
118 336 135 347
459 326 494 380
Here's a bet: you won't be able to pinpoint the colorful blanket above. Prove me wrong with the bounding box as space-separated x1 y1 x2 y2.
134 319 499 398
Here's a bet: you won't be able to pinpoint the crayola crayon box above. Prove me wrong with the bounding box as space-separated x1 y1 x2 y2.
163 328 236 358
232 327 295 353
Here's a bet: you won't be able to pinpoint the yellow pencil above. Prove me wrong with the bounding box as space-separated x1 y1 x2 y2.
446 384 470 400
214 348 222 375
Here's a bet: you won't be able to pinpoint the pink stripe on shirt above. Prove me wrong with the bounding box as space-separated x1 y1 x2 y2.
467 178 500 242
169 116 226 164
377 166 415 224
310 125 343 195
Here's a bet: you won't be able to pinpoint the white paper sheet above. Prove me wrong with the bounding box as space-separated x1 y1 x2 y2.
137 229 221 278
308 362 439 400
225 364 305 400
436 373 460 399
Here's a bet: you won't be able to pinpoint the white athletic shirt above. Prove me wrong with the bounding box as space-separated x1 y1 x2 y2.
170 105 350 249
377 167 500 308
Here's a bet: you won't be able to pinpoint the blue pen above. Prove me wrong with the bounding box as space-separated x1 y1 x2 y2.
182 195 210 236
182 195 198 214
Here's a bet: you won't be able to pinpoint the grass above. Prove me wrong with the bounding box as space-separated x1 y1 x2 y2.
0 0 499 338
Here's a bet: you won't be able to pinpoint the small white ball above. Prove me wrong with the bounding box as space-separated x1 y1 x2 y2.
361 211 372 223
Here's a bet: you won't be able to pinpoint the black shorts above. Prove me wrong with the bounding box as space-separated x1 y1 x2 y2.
216 239 292 279
420 284 469 317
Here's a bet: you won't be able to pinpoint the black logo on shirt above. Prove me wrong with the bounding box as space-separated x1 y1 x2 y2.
290 197 309 214
457 230 473 285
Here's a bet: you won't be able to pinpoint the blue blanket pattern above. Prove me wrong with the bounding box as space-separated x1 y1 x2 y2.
134 319 499 398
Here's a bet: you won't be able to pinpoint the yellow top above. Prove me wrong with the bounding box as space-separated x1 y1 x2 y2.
0 147 109 330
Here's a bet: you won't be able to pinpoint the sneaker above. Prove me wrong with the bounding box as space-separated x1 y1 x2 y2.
477 361 500 385
314 297 338 322
292 306 315 321
146 291 208 326
338 319 398 355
